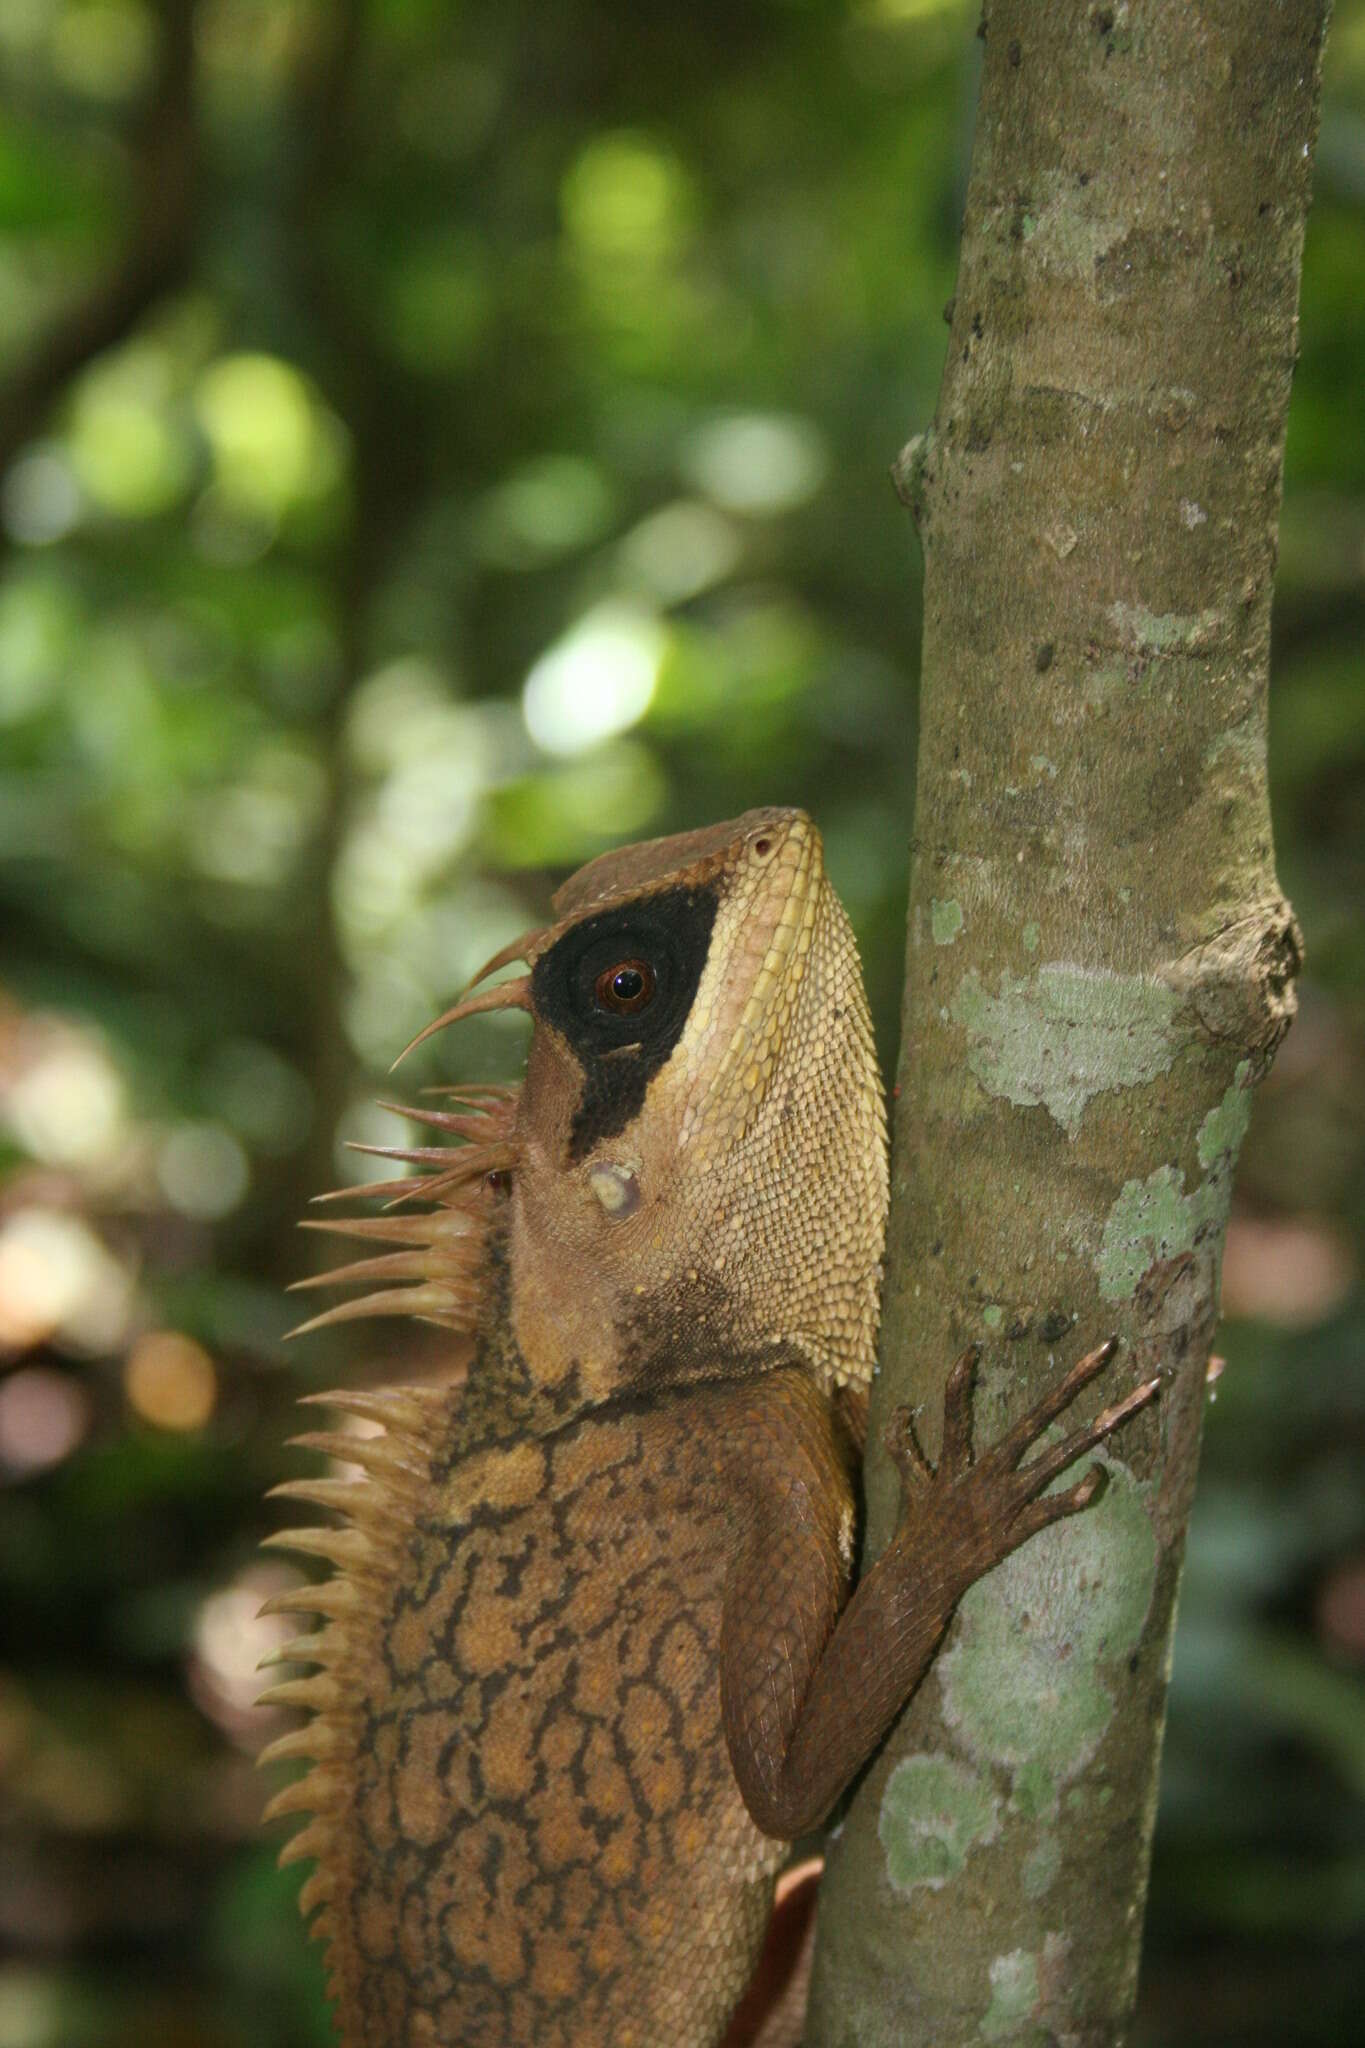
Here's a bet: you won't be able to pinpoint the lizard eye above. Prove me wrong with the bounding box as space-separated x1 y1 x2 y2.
594 959 655 1014
531 887 718 1158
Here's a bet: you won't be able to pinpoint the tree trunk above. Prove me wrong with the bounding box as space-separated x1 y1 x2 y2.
806 4 1327 2043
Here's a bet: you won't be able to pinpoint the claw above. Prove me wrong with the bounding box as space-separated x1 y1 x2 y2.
1000 1336 1119 1467
884 1404 933 1486
939 1345 980 1477
1015 1373 1161 1502
1071 1463 1107 1509
1011 1461 1108 1541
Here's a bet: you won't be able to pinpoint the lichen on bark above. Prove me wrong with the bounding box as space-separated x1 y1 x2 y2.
805 4 1328 2043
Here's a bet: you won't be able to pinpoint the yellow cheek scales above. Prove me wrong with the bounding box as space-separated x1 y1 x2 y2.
668 816 886 1391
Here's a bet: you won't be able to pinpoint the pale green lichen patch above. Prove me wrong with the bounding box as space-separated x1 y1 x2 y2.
1010 1761 1057 1821
932 897 964 946
1097 1165 1197 1301
981 1949 1041 2042
1021 921 1040 954
1084 658 1130 704
891 430 933 515
1016 168 1126 280
878 1754 1001 1896
1197 1062 1253 1169
937 1458 1157 1783
1107 600 1227 657
1022 1834 1061 1899
983 1304 1004 1332
951 965 1179 1137
1098 1070 1252 1298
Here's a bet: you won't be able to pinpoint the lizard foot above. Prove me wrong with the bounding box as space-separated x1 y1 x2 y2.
884 1337 1160 1583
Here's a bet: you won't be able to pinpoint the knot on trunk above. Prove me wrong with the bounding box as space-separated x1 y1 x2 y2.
1168 898 1302 1070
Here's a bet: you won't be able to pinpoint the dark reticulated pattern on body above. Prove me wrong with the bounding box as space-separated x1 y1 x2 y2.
342 1376 785 2048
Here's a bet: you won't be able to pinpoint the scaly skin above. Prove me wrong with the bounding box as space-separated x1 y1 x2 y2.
260 809 1158 2047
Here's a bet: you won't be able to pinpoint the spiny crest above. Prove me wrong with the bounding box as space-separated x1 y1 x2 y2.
260 961 536 1991
256 1383 447 1997
285 1083 520 1342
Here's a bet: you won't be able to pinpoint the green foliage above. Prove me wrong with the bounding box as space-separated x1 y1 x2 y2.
0 2 1361 2044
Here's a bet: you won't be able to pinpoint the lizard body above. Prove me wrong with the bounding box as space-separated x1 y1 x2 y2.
261 809 1157 2047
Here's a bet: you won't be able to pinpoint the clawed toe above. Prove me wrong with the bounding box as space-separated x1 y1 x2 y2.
1000 1335 1120 1465
1014 1371 1160 1500
884 1403 932 1485
887 1337 1161 1574
939 1345 980 1476
1011 1462 1108 1541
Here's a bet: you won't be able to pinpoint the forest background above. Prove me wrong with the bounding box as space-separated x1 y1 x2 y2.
0 3 1361 2044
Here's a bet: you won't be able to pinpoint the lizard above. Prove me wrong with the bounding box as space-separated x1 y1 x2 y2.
258 805 1159 2048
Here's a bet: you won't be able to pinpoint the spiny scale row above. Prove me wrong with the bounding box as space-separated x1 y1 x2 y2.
259 1067 516 2004
256 1377 448 1975
284 1088 518 1340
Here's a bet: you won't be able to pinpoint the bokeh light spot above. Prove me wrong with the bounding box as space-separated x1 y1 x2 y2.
475 454 616 567
617 498 742 604
194 353 347 518
561 133 696 265
0 445 82 546
204 1040 313 1156
681 412 829 517
522 603 665 756
156 1123 250 1221
4 1032 126 1168
0 1368 90 1475
66 350 193 518
184 744 326 889
124 1331 218 1432
191 1562 306 1744
1221 1215 1355 1328
0 1209 133 1353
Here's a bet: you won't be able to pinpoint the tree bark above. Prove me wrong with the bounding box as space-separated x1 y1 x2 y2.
806 4 1327 2044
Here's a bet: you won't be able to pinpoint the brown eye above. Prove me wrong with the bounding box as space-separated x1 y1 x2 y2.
594 958 655 1014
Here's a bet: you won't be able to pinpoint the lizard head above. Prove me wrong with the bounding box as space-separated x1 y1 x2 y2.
292 808 886 1396
474 807 887 1395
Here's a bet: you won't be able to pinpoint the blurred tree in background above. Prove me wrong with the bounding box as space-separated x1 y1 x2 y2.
0 3 1360 2044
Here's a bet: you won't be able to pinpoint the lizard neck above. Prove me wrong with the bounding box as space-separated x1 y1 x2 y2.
443 1221 595 1459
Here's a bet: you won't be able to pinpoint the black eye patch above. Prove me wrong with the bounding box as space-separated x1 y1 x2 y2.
531 883 719 1161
